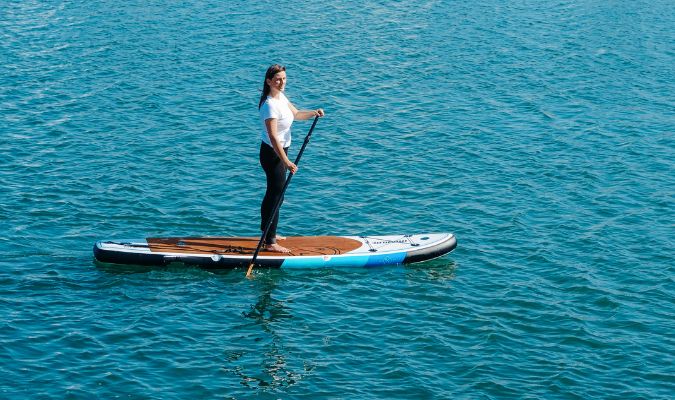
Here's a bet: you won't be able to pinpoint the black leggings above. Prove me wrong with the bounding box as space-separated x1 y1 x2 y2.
259 142 288 245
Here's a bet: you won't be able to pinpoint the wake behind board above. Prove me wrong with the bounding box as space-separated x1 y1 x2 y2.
93 233 456 269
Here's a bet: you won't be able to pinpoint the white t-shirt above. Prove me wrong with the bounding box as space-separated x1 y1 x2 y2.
259 93 294 148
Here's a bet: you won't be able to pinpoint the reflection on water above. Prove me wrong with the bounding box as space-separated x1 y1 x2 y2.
406 259 458 282
223 271 312 394
94 259 158 275
242 276 292 326
94 259 239 277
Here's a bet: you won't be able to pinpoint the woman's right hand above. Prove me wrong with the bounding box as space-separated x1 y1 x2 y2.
285 160 298 174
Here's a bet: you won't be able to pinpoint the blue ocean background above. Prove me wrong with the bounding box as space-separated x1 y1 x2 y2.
1 0 674 398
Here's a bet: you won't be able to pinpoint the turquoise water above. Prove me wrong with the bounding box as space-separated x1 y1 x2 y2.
1 0 674 398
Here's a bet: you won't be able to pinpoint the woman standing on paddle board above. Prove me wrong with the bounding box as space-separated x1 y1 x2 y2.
258 64 324 253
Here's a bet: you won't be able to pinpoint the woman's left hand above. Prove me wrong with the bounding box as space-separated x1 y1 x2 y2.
315 108 325 117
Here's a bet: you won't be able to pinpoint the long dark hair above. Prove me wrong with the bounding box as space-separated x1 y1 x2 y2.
258 64 286 109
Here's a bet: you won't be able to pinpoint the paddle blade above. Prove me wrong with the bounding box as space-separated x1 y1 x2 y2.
246 262 255 277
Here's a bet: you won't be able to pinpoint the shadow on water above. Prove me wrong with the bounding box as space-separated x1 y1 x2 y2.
405 258 459 281
94 255 458 278
94 259 243 276
94 259 161 275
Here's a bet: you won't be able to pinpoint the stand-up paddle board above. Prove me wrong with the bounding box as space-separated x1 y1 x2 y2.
93 233 456 269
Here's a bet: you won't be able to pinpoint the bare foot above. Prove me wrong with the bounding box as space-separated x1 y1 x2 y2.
265 243 291 253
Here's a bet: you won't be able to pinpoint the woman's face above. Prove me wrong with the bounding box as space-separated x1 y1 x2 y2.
267 71 287 92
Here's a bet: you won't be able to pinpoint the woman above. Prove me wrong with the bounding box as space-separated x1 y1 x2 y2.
258 64 324 253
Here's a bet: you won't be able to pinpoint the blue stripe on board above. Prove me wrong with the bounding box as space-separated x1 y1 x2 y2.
364 252 407 266
280 252 407 269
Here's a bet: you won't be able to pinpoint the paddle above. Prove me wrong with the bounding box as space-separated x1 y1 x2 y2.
246 115 320 277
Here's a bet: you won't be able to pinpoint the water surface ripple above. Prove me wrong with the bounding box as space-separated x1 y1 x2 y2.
1 0 673 398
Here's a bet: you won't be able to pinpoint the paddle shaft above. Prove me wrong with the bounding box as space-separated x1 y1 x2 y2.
246 115 320 276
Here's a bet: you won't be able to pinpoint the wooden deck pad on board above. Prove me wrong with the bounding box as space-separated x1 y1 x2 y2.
146 236 363 257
